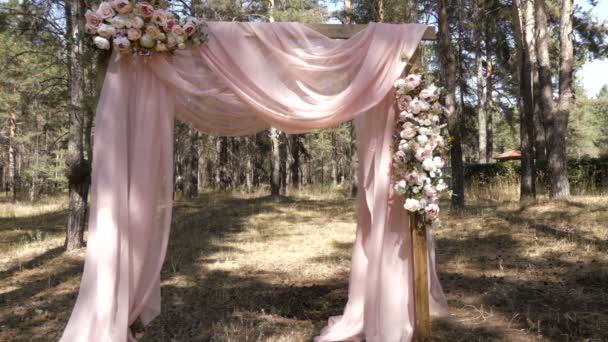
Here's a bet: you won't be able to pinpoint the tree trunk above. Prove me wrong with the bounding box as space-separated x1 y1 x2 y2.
8 112 17 203
438 0 464 209
64 0 90 251
350 122 358 197
535 0 570 198
374 0 384 22
513 0 536 202
553 0 573 198
245 136 254 192
485 30 494 162
474 0 487 163
290 135 301 190
524 0 546 163
331 131 338 187
344 0 352 24
215 137 229 190
183 127 199 199
269 127 281 196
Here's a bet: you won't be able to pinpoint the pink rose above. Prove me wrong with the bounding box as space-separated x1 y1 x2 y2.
137 3 155 18
397 95 412 111
405 171 419 185
96 2 115 19
86 24 98 34
172 25 185 37
163 18 176 33
424 204 439 220
152 9 168 27
182 22 197 36
85 10 102 28
405 74 422 87
112 0 132 14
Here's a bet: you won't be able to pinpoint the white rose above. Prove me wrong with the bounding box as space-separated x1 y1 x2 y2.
166 33 177 47
145 25 161 39
177 43 186 49
422 158 436 172
139 34 155 48
155 42 167 52
436 180 448 192
400 126 417 140
93 36 110 50
419 100 431 112
130 16 145 29
416 134 429 145
109 15 127 29
404 198 422 212
433 156 445 169
394 79 406 89
127 28 141 41
96 24 116 38
420 85 440 102
113 36 130 52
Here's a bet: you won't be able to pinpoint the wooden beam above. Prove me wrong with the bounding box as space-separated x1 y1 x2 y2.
306 24 437 40
410 212 431 342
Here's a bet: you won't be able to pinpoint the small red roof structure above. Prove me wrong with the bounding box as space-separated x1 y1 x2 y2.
494 150 522 161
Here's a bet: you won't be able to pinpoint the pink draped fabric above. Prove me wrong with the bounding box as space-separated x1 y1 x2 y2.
60 22 448 342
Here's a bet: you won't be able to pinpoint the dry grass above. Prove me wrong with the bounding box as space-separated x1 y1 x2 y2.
0 186 606 342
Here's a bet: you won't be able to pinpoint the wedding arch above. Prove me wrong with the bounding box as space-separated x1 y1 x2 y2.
60 21 449 342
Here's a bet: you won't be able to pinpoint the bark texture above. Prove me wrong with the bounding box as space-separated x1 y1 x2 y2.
64 0 90 251
513 0 536 202
438 0 465 208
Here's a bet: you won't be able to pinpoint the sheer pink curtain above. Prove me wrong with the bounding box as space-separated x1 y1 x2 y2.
60 22 448 342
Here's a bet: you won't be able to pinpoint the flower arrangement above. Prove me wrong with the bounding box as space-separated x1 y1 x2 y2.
392 74 449 223
85 0 207 55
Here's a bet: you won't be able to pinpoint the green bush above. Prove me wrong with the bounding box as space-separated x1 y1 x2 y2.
465 156 608 192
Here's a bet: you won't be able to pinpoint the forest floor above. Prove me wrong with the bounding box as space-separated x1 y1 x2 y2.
0 187 607 342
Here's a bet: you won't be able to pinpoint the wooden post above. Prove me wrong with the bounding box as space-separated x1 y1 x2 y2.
410 211 431 341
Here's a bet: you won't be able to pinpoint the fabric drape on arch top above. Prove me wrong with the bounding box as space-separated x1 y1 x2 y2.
60 22 448 342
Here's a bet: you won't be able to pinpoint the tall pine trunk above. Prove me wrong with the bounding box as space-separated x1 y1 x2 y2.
64 0 90 251
215 137 229 190
474 0 487 163
523 0 546 163
8 112 17 202
183 128 199 199
244 136 254 192
269 127 281 196
553 0 573 198
438 0 465 209
535 0 570 199
345 0 357 197
485 30 494 161
513 0 536 202
330 131 338 187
